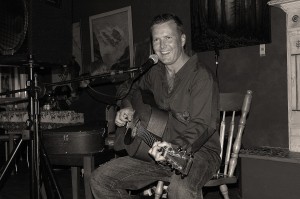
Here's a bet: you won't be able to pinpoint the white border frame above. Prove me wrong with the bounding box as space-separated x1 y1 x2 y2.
89 6 134 68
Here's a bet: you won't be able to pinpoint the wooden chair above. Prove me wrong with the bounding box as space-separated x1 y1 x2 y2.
153 90 253 199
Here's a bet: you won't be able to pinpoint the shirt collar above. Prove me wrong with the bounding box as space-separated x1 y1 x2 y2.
175 54 198 80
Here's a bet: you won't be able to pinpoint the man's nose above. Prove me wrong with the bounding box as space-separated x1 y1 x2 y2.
160 40 167 49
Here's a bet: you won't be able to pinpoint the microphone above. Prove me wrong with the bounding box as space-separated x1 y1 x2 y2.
139 54 159 73
105 54 158 80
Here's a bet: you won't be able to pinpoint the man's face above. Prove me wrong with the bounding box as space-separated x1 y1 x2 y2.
151 20 186 66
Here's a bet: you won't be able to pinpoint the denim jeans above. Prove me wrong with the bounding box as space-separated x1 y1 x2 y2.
90 149 220 199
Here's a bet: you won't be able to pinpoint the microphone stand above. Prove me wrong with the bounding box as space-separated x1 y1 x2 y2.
44 67 141 87
0 56 63 199
214 46 220 80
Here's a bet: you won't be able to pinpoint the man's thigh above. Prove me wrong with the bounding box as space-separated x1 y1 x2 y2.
167 150 220 199
92 156 172 190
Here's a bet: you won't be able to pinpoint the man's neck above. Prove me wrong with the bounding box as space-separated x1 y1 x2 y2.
165 53 190 74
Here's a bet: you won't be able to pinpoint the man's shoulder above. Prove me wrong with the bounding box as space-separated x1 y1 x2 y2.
195 60 215 80
146 62 164 77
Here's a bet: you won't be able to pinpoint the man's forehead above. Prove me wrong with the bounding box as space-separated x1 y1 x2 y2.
152 20 176 28
151 20 182 37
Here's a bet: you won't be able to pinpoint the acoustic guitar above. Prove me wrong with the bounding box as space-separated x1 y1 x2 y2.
114 89 193 176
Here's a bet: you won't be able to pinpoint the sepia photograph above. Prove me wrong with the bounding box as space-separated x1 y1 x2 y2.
0 1 299 199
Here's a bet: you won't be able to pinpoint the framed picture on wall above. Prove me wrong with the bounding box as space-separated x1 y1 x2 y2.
89 6 134 73
190 0 271 52
72 22 83 71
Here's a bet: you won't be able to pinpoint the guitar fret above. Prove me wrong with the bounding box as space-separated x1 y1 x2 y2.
139 125 157 147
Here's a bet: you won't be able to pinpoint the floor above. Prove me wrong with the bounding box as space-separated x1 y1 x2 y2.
0 146 241 199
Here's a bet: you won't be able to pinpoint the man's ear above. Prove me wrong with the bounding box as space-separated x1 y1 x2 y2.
181 34 186 47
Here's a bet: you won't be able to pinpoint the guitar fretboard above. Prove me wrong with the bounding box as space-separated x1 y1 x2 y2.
137 124 160 147
134 121 193 176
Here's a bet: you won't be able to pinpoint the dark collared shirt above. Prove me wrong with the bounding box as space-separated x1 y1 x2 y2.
120 54 220 155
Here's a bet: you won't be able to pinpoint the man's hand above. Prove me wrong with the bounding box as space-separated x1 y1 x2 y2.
148 141 172 162
115 107 134 127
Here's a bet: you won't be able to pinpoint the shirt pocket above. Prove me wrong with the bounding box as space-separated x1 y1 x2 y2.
170 91 191 125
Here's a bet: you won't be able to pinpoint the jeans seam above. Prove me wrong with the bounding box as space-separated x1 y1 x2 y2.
110 166 170 188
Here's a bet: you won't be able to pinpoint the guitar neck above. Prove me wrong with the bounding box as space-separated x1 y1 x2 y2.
137 124 160 147
135 121 193 177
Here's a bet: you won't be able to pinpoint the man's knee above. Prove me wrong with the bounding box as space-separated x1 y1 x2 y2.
90 165 110 189
167 174 203 199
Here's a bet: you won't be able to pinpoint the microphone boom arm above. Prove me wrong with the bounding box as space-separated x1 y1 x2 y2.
44 67 140 87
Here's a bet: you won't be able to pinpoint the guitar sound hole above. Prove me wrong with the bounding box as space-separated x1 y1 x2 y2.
124 128 135 145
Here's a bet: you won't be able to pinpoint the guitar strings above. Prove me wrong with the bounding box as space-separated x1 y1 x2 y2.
138 124 157 147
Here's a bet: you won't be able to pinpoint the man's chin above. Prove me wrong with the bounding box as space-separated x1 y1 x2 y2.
159 56 171 64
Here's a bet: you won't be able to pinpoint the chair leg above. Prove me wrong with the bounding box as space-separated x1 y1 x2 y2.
155 181 164 199
219 184 230 199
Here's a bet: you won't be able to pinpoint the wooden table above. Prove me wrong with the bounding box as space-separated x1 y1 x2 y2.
0 110 84 159
48 151 105 199
42 124 108 199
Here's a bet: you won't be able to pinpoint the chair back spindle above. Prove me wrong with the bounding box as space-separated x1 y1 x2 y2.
228 90 252 177
223 111 235 175
219 111 226 159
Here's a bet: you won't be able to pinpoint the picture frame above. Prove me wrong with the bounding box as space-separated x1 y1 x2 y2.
72 22 83 71
89 6 134 72
191 0 271 52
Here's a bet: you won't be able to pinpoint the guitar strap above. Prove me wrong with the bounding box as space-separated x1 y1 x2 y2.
189 127 216 154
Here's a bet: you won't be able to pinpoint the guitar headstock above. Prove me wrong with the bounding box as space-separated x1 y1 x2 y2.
162 147 193 177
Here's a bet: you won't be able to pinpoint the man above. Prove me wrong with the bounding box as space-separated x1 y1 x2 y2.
90 13 221 199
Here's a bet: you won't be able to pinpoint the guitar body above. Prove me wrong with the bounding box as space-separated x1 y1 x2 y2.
114 126 153 162
114 90 193 176
114 90 168 162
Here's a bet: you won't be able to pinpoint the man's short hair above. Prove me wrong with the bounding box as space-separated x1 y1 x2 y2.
150 13 184 34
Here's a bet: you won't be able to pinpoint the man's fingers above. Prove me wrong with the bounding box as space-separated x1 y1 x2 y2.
126 111 135 121
152 141 161 148
115 119 126 126
115 120 126 127
115 112 126 126
155 154 166 162
157 141 171 147
149 144 166 162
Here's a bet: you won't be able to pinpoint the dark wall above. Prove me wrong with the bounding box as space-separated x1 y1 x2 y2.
198 7 288 148
73 1 289 148
240 156 300 199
